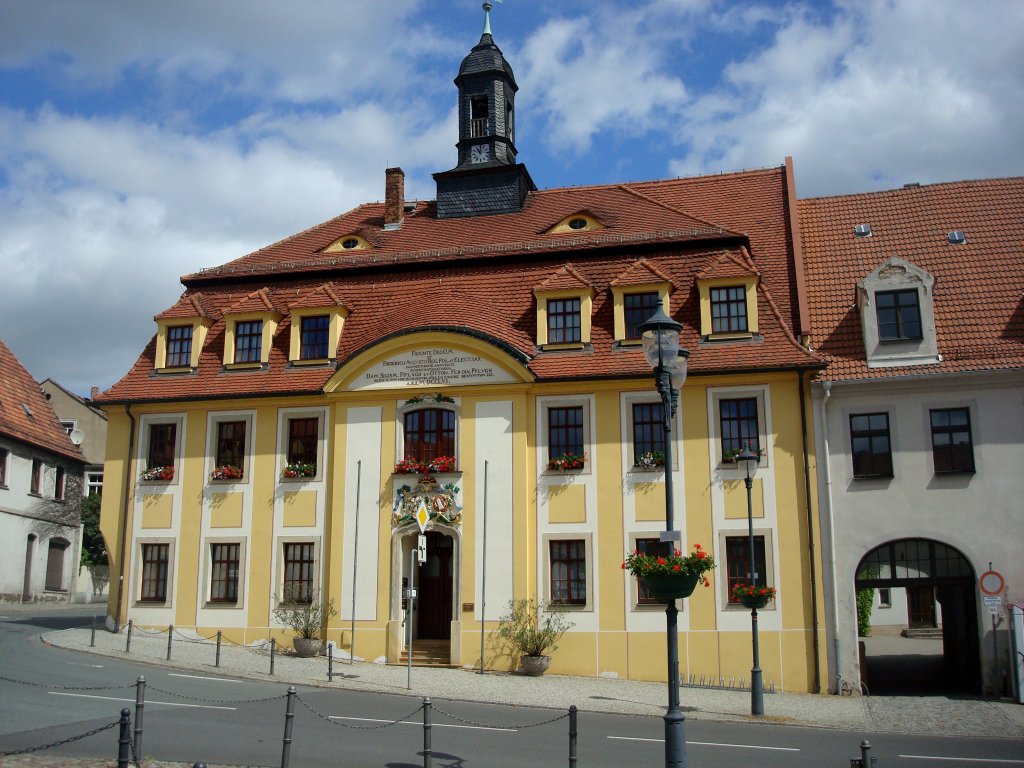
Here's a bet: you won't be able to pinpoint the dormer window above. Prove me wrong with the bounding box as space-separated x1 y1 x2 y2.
166 326 193 368
341 238 359 249
568 218 587 230
624 292 660 338
710 286 748 333
300 315 330 359
222 290 281 369
534 266 594 350
287 287 348 365
322 234 370 253
547 298 581 344
546 213 606 234
858 257 938 368
876 289 922 341
234 320 263 363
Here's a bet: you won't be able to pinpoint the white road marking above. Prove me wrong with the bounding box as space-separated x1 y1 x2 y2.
900 756 1024 764
65 662 105 668
329 715 515 732
608 735 799 752
168 673 242 683
49 692 236 710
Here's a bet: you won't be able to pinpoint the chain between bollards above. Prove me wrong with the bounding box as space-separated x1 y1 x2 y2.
117 708 132 768
215 631 222 668
125 619 133 653
422 697 432 768
281 685 296 768
167 624 174 660
270 638 276 676
568 704 577 767
134 676 146 761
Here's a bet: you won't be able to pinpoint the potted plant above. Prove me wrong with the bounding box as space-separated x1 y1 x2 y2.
394 457 429 474
209 464 243 481
621 543 717 600
547 452 587 471
721 443 765 463
272 587 337 657
495 598 574 676
139 466 174 482
731 582 776 609
633 450 665 470
282 462 316 479
427 455 457 473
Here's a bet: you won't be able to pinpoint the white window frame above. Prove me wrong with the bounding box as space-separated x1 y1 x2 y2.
274 537 322 609
206 411 255 484
396 397 461 468
718 529 776 611
135 537 176 607
539 396 593 475
542 532 594 612
202 537 248 609
278 408 327 483
138 415 185 485
708 386 771 470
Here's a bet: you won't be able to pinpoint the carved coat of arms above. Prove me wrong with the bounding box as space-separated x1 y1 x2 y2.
392 476 462 528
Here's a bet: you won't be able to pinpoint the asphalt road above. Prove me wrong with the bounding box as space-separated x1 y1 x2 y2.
1 606 1022 767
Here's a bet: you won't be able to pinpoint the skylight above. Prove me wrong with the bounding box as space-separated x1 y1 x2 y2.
854 224 873 237
947 230 966 245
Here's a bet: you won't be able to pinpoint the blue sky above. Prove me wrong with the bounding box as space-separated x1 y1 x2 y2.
1 0 1022 395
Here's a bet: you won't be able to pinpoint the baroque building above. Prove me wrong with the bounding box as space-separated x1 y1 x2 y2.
97 11 827 691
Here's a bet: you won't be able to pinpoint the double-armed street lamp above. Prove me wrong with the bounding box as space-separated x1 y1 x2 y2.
736 445 764 716
637 304 690 768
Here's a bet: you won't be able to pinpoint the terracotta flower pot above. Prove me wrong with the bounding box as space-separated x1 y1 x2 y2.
640 572 701 601
520 655 551 676
292 637 321 657
740 594 771 609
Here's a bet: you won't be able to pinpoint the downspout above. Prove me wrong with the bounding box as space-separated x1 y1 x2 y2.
113 404 135 631
798 369 822 693
820 381 842 693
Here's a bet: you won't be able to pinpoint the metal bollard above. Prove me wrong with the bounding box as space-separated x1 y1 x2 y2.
167 624 174 660
134 676 146 761
422 697 432 768
281 685 297 768
192 764 208 768
126 619 133 653
328 643 333 681
568 705 578 767
90 615 96 648
850 739 874 768
117 708 132 768
216 631 222 668
270 638 276 676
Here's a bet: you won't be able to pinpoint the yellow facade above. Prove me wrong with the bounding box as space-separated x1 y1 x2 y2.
100 332 825 691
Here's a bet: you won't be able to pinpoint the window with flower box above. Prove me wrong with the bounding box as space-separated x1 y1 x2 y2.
403 408 455 466
548 406 584 461
147 423 177 473
719 398 760 460
632 402 665 467
724 534 769 606
214 421 246 479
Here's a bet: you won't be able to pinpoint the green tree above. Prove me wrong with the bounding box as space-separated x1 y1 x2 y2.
80 494 107 565
856 587 874 637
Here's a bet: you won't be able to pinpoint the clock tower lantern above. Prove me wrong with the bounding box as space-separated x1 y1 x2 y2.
434 2 535 219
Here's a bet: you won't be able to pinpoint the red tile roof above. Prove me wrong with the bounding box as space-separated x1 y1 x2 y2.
799 177 1024 380
0 339 86 461
154 293 216 321
696 249 759 280
223 288 278 315
98 167 820 404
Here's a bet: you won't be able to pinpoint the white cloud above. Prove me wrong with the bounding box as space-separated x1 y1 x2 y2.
670 0 1024 195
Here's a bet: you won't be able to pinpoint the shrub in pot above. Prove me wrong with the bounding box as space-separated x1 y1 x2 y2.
495 598 573 676
272 586 337 657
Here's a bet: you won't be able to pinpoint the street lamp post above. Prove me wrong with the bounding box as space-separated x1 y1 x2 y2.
638 304 690 768
736 446 764 716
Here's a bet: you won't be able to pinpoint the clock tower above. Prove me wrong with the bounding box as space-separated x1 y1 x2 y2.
434 2 536 219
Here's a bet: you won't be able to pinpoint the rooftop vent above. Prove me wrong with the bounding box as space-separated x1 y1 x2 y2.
854 223 873 237
903 182 921 188
947 230 966 245
21 403 33 418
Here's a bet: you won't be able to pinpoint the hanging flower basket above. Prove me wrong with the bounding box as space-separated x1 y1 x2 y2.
622 543 716 601
731 583 776 609
640 571 702 600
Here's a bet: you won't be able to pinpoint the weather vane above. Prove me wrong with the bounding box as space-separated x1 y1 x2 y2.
483 0 503 36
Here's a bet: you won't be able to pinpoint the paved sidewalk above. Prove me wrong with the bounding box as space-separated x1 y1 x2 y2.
36 626 1024 742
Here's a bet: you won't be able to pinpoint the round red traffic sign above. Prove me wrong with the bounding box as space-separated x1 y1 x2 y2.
979 570 1004 596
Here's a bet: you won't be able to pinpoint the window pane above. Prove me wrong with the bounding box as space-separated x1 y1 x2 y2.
550 540 586 605
624 292 660 339
403 408 455 463
148 423 177 469
210 543 240 603
283 542 314 603
719 398 759 457
632 402 665 462
287 418 319 466
166 325 193 367
547 298 581 343
234 321 263 363
636 538 671 604
548 406 584 458
216 421 246 471
300 315 330 359
930 408 974 473
141 543 169 602
850 412 893 478
876 289 922 341
711 286 748 333
726 535 766 602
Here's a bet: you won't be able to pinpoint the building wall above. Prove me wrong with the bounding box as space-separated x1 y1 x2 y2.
814 370 1023 694
101 336 824 691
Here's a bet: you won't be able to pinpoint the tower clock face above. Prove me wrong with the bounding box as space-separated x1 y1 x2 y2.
470 144 490 164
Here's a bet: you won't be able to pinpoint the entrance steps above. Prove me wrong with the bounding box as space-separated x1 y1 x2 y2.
401 639 452 667
902 627 943 639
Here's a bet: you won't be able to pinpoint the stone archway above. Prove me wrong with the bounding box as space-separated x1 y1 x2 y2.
855 538 980 694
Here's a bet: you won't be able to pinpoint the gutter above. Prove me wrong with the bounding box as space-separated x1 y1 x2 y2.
798 368 822 693
113 404 135 631
818 381 842 693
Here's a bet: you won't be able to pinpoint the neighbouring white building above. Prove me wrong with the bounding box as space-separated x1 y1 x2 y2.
0 339 86 603
800 178 1024 696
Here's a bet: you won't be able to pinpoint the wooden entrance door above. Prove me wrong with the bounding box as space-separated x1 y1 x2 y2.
417 532 453 639
907 585 937 628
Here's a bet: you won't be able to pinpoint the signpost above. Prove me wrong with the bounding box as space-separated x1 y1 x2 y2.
980 566 1005 694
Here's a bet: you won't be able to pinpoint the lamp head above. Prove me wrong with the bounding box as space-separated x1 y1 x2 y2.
736 445 760 476
638 304 683 370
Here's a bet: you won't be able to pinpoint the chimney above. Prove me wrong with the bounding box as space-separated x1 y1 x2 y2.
89 386 101 400
384 167 405 230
